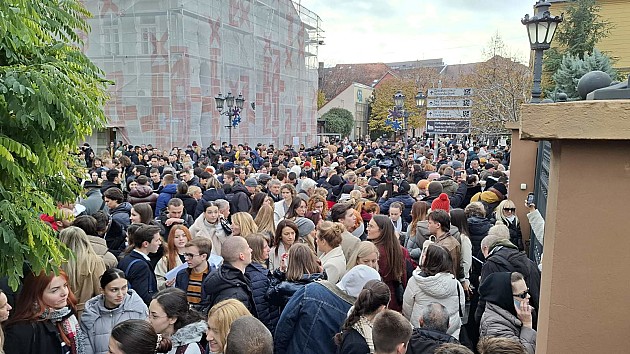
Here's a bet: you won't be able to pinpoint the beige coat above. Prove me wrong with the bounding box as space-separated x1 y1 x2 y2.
189 214 229 256
340 231 361 263
154 255 184 290
69 256 107 316
88 235 118 269
319 246 346 283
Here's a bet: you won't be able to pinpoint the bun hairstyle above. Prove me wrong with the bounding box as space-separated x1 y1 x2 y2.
334 280 390 345
100 268 126 289
316 221 344 248
111 319 164 354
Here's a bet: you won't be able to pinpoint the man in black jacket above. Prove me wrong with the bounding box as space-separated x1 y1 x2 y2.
117 224 162 305
200 236 256 316
408 303 460 354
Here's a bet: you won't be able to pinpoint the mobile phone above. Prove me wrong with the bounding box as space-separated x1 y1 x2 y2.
526 193 535 205
514 299 521 308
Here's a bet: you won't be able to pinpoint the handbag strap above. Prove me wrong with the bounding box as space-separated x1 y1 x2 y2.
456 280 463 318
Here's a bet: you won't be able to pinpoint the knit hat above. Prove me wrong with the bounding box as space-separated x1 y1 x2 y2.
294 217 316 238
303 161 312 167
431 193 451 212
417 179 430 191
244 177 258 187
491 182 508 198
484 163 496 170
427 181 443 197
451 160 463 170
222 162 235 170
336 265 381 298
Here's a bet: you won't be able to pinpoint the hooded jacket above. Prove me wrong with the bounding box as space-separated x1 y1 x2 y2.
106 202 132 254
80 290 148 354
174 193 198 219
194 187 227 219
166 321 208 354
227 182 252 213
200 263 257 317
479 272 536 354
408 327 459 354
128 185 158 209
155 183 178 217
80 188 105 215
405 221 460 263
402 269 465 338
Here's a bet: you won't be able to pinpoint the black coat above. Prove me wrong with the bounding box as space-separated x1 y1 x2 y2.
408 328 459 354
118 251 157 305
194 188 227 219
337 328 369 354
201 263 257 317
266 272 324 310
4 319 68 354
175 193 199 219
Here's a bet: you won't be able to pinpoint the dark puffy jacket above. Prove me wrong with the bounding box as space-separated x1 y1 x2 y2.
117 251 157 305
128 185 158 209
408 328 459 354
378 193 415 223
4 318 70 354
106 202 132 255
227 183 252 214
155 183 178 217
266 272 324 309
174 193 198 219
200 263 257 317
245 263 280 333
194 188 227 219
468 216 493 262
155 210 194 240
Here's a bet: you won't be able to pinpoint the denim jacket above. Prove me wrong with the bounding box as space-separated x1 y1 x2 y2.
273 280 355 354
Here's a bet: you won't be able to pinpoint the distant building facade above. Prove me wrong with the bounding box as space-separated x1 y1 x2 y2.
82 0 322 150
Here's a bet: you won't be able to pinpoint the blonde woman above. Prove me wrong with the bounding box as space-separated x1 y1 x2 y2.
59 226 107 315
494 199 524 251
254 204 276 240
231 212 259 238
206 299 251 354
346 241 379 271
316 221 346 283
155 225 192 290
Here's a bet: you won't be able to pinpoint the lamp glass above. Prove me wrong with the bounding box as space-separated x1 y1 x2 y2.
235 93 245 109
214 93 225 110
225 92 235 107
527 22 537 44
415 92 425 108
393 91 405 109
545 21 558 44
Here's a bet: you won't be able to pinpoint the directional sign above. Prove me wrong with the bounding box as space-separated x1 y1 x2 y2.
427 87 473 97
426 120 471 134
427 109 472 119
427 98 473 108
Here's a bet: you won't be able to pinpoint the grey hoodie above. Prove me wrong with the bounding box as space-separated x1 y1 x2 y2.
405 221 460 262
80 290 148 354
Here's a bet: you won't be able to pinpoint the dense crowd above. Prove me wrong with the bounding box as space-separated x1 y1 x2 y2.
0 136 545 354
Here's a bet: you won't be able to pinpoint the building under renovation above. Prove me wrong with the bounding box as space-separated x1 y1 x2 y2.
82 0 322 150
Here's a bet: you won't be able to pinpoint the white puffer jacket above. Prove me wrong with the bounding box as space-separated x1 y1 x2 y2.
402 268 465 338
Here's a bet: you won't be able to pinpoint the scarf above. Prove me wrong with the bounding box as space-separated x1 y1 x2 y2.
40 307 85 354
392 218 403 234
352 316 375 353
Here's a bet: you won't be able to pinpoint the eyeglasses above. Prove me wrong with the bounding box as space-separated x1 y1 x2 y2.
503 208 516 212
183 253 201 259
513 289 529 299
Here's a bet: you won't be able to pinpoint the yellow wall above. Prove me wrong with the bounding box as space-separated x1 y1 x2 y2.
552 0 630 71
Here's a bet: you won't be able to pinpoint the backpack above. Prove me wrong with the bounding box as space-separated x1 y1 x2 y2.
123 259 142 290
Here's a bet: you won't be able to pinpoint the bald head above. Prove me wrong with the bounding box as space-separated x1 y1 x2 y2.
221 236 251 265
225 316 273 354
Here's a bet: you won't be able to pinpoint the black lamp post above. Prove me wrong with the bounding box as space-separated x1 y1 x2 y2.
391 90 427 159
522 1 563 103
215 92 245 145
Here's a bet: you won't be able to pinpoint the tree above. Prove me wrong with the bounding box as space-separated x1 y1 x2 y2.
460 34 531 135
543 0 612 94
317 89 327 109
322 108 354 137
552 49 617 99
0 1 109 287
368 79 425 134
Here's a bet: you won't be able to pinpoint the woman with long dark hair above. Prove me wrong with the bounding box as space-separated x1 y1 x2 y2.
148 288 207 354
269 220 298 271
80 268 148 354
450 208 473 293
367 214 409 312
244 234 279 333
4 270 82 354
109 319 165 354
335 280 390 353
405 201 429 264
402 244 465 338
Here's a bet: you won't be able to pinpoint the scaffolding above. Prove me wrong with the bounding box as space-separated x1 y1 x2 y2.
82 0 323 150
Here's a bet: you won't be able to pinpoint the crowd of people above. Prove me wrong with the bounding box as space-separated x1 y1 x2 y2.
0 136 545 354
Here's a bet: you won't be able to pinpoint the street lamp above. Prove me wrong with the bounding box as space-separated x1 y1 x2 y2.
415 91 426 109
522 1 563 103
215 92 245 145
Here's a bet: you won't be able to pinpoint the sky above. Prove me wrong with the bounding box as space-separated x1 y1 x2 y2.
298 0 541 67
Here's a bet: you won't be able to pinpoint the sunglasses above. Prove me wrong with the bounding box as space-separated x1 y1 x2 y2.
513 289 529 299
503 208 516 212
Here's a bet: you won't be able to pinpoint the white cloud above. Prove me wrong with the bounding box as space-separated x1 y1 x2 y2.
298 0 545 66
